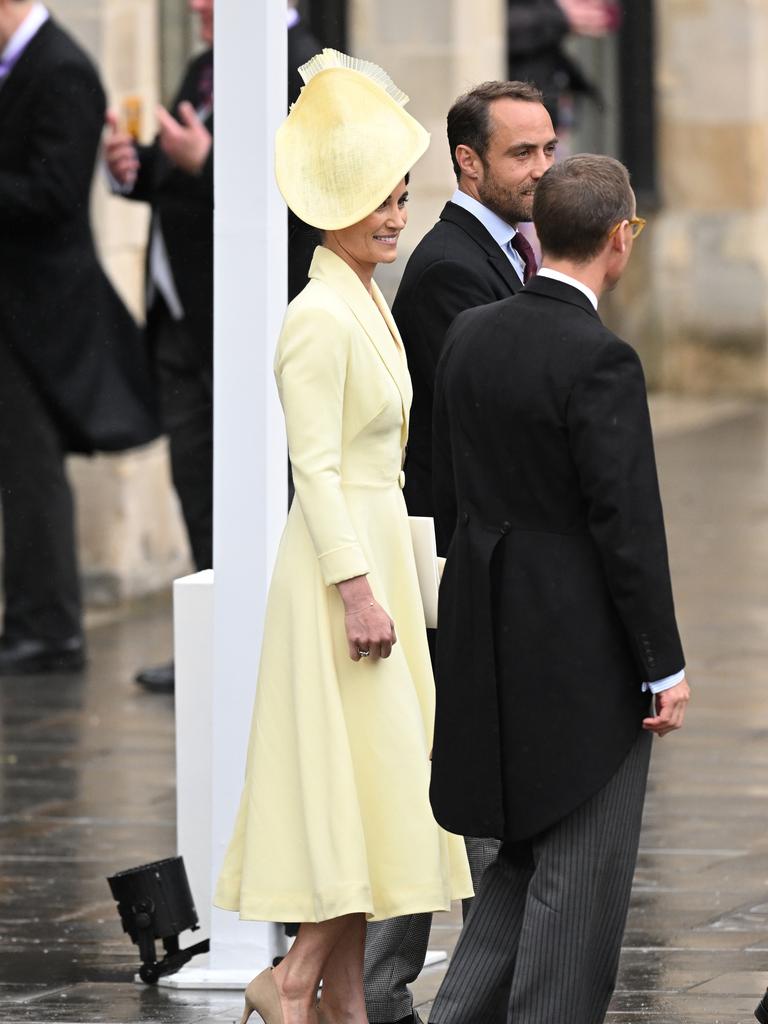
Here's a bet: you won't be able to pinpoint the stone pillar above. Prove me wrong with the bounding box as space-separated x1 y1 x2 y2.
55 0 190 606
348 0 506 300
652 0 768 394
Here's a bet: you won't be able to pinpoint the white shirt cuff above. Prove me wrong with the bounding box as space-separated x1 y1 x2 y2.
643 668 685 694
103 161 135 196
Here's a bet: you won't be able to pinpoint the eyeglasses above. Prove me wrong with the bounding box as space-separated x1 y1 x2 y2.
608 216 646 241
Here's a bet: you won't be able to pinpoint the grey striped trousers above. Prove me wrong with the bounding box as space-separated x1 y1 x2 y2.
429 728 652 1024
364 836 500 1022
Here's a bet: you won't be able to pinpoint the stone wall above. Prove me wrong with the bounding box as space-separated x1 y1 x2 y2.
607 0 768 393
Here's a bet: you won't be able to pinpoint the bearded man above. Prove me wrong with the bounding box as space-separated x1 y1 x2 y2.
393 80 557 519
363 82 558 1024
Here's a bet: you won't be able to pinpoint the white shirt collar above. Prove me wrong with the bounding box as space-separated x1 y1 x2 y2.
450 189 520 250
1 3 49 65
286 8 300 29
537 267 598 310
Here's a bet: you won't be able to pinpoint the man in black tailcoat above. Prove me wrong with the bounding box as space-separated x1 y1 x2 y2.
0 0 158 674
428 155 690 1024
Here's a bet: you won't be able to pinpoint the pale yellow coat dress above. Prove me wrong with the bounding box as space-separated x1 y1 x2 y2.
214 246 472 923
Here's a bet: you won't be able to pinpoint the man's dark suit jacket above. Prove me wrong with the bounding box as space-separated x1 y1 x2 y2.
0 19 158 453
126 49 214 362
430 276 684 842
392 202 523 520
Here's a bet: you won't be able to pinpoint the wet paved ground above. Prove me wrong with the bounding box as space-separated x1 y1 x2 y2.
2 396 768 1023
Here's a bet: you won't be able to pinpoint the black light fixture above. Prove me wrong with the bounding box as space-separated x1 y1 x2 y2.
107 856 210 984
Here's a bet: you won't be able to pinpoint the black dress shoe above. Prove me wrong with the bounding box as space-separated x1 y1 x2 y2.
0 635 85 675
135 660 174 692
755 987 768 1023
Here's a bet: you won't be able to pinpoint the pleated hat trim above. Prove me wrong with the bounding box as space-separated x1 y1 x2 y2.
298 48 409 108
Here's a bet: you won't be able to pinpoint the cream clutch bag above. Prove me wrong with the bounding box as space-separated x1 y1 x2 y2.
408 516 445 629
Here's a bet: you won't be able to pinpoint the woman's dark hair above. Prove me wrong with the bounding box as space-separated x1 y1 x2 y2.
447 81 544 181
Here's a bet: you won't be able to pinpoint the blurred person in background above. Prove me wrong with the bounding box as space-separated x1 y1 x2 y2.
106 1 321 693
106 0 214 694
0 0 158 675
507 0 620 130
362 81 557 1024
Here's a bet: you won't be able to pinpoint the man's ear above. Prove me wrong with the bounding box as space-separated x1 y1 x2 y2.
455 144 482 181
611 221 629 255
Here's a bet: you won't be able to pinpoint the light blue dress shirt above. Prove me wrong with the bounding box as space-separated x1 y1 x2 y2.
450 189 527 284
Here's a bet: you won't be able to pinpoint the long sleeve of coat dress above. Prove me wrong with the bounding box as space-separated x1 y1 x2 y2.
275 302 371 587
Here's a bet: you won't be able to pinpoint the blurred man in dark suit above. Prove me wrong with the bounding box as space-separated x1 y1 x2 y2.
106 0 214 692
106 0 322 692
0 0 158 675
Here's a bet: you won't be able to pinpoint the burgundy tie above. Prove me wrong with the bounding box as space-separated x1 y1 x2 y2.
197 60 213 111
510 232 538 284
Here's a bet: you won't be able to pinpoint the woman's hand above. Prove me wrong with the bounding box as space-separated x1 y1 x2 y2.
337 576 397 662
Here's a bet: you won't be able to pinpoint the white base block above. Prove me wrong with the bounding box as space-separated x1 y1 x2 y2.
154 951 448 990
157 967 256 990
423 949 447 968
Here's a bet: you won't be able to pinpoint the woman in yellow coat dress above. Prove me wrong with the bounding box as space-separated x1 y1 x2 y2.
214 51 472 1024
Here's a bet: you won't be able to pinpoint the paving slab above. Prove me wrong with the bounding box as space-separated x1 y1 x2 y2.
2 399 768 1022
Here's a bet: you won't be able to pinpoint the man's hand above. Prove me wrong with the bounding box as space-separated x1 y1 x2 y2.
156 101 212 176
643 677 691 737
558 0 613 36
104 109 139 188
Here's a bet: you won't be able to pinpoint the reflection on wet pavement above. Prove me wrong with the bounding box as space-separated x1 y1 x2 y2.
2 400 768 1023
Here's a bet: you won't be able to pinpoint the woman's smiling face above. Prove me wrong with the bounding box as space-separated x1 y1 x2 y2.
328 178 409 270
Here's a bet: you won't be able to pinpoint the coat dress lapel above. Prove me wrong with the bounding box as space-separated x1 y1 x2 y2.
308 246 412 449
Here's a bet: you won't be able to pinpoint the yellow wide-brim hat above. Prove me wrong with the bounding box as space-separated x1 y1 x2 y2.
276 49 430 231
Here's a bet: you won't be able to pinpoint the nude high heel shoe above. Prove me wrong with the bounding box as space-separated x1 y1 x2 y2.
240 967 284 1024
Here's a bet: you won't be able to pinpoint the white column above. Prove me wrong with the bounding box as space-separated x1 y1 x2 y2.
160 0 288 989
209 0 288 972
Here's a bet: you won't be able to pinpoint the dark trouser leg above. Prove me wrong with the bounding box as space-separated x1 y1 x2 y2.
0 343 81 641
150 303 213 571
363 836 501 1021
430 729 652 1024
364 912 433 1022
429 846 533 1024
506 729 652 1024
462 836 502 920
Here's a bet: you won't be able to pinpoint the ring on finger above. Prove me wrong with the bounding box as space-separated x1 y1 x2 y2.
357 648 371 657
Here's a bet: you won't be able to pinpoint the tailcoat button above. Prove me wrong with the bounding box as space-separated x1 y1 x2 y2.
501 521 512 534
462 512 470 525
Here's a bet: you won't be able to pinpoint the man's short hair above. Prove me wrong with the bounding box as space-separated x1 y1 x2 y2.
447 80 543 182
533 154 634 263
